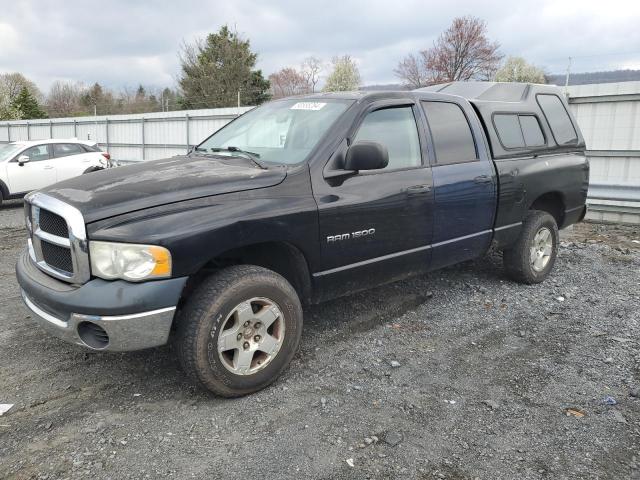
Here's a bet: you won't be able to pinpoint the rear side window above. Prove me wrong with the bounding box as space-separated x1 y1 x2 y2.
536 94 577 145
494 114 524 148
421 101 477 165
353 106 421 170
493 114 546 149
53 143 84 158
519 115 545 147
81 144 101 152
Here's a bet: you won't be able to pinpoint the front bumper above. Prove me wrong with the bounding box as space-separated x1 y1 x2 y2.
16 249 188 351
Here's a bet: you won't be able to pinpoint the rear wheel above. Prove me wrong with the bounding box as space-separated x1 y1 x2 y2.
175 265 303 397
503 210 559 284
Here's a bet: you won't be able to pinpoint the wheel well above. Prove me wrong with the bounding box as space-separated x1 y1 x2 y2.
0 179 8 199
530 192 565 226
186 242 313 306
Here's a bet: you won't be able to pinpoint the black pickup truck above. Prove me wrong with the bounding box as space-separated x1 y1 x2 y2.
16 82 589 397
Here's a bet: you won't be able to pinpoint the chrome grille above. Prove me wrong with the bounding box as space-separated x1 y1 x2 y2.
39 209 69 238
25 192 90 284
40 240 74 273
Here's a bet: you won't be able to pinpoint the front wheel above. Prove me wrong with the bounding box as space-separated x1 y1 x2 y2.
503 210 559 284
175 265 303 397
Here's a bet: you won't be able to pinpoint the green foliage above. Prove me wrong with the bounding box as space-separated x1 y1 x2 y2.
0 103 22 120
11 87 47 119
0 72 42 120
495 57 546 84
179 25 271 108
80 83 110 111
323 56 361 92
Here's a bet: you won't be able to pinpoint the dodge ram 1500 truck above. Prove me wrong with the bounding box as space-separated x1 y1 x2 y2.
16 82 589 397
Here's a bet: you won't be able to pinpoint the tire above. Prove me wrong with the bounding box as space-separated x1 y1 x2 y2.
175 265 303 397
0 190 3 207
503 210 559 284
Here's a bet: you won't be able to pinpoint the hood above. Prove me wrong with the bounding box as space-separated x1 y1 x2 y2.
43 155 286 223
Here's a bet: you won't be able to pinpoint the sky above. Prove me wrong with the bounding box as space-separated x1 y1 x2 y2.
1 0 639 93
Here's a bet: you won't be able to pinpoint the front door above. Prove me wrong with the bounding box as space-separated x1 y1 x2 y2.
312 103 434 300
6 144 57 194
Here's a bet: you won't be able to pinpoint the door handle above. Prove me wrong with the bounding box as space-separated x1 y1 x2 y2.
43 166 54 170
405 184 432 195
474 175 492 184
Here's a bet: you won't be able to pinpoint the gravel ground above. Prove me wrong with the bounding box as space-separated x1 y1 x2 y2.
1 198 639 480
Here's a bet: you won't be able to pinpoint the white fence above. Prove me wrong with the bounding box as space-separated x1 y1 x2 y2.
0 107 253 162
567 82 640 224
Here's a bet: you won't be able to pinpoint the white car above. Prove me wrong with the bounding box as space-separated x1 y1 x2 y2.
0 139 112 206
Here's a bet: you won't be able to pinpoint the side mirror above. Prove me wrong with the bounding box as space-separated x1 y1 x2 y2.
17 155 30 166
344 141 388 171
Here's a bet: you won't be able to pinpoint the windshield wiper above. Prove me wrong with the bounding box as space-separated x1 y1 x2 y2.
209 146 267 169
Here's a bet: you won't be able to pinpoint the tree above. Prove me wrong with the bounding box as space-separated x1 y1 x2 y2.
323 55 361 92
248 70 271 106
301 56 322 92
178 25 271 108
46 81 83 117
11 86 47 119
0 72 43 120
495 56 546 84
0 73 42 103
395 16 502 87
269 67 310 99
0 103 22 120
394 53 428 89
79 82 117 115
121 84 160 113
135 85 146 101
160 87 180 111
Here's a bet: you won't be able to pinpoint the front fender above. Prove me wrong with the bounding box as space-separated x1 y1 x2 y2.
87 192 320 278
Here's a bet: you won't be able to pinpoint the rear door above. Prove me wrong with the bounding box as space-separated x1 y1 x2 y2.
5 144 57 193
420 99 497 269
51 143 93 181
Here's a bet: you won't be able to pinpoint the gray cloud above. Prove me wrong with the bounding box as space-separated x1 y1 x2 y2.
1 0 639 94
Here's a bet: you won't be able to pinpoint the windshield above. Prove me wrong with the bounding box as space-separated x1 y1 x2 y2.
0 143 25 162
196 99 353 165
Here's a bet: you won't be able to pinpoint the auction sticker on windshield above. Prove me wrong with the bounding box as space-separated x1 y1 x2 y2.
291 102 326 111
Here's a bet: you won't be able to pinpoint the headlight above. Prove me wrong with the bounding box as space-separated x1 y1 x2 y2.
89 241 172 282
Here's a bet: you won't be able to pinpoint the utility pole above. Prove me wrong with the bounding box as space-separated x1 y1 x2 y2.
237 90 241 115
93 104 97 117
564 56 572 95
